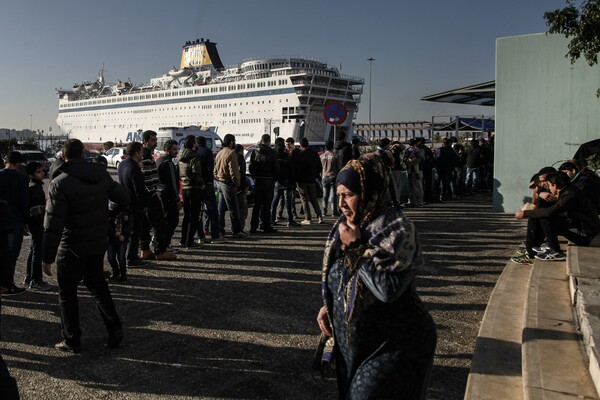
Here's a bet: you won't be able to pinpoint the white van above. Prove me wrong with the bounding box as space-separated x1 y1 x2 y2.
154 126 222 160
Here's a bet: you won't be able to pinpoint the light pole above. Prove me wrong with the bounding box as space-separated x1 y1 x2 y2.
30 114 33 132
367 57 375 139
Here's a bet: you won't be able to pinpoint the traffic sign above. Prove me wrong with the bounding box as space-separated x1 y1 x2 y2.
323 101 347 125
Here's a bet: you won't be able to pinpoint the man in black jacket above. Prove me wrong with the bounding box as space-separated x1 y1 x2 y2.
43 139 131 353
333 130 352 171
296 138 323 224
196 136 220 242
514 171 600 262
249 134 279 233
156 140 181 249
118 142 149 267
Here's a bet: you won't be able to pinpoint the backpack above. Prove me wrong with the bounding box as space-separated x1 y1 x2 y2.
180 156 205 188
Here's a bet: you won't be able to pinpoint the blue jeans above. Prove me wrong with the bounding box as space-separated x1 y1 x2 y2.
271 182 294 223
216 181 243 234
465 167 480 193
26 223 44 283
6 227 24 286
200 185 220 239
321 175 339 215
107 239 128 275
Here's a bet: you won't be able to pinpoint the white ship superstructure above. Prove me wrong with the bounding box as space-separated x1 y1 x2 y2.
56 39 364 146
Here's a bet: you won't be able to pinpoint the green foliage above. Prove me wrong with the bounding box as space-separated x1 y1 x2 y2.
545 0 600 96
587 153 600 171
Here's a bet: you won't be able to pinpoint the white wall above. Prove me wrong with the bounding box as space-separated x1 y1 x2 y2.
494 33 600 212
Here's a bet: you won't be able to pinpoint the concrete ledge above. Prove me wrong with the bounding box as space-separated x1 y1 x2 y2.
567 244 600 396
464 262 530 400
522 260 598 399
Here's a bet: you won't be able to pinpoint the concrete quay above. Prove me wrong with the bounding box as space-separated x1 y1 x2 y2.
465 237 600 399
1 192 525 399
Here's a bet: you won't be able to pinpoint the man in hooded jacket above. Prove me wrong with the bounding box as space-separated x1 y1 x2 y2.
42 139 130 353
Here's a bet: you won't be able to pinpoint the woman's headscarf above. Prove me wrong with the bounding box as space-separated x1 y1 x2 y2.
322 153 421 341
335 152 389 230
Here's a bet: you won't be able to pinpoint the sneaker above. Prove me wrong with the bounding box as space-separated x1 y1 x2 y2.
301 219 311 225
3 285 27 296
287 220 300 227
262 228 278 234
534 250 566 261
29 280 53 291
515 248 528 255
55 340 81 354
511 254 534 265
232 231 249 238
209 237 225 243
318 216 324 224
108 272 120 281
155 251 177 260
532 243 550 253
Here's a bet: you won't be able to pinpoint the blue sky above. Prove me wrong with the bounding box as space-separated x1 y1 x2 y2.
0 0 567 133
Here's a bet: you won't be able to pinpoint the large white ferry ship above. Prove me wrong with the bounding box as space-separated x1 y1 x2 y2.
56 39 364 146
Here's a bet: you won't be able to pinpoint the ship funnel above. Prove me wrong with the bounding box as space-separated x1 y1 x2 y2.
180 40 224 70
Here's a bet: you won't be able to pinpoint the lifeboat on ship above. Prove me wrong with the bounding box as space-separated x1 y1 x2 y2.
73 84 85 92
85 81 99 91
117 80 132 92
168 67 194 78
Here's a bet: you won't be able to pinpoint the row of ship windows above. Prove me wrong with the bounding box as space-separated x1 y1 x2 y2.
60 102 297 120
61 80 290 108
63 117 303 131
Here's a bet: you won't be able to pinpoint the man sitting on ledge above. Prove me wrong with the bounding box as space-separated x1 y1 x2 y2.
513 171 600 263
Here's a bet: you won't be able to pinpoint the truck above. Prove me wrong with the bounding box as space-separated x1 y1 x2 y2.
154 126 222 160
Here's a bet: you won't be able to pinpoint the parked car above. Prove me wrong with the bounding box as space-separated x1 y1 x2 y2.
20 150 51 175
104 147 127 168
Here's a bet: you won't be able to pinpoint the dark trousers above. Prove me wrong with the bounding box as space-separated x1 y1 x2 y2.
157 191 179 248
140 194 167 254
26 222 44 283
438 170 454 200
126 208 144 262
6 227 24 286
251 178 275 231
526 216 592 255
181 188 202 246
107 239 128 276
56 251 122 346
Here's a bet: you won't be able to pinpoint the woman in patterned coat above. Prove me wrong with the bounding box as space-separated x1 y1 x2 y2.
316 153 437 399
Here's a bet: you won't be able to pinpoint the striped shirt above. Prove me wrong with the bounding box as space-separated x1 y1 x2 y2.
141 147 159 195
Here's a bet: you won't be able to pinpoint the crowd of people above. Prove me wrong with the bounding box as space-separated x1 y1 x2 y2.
365 135 495 209
511 159 600 264
1 130 444 398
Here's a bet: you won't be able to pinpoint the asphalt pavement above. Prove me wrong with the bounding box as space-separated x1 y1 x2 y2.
0 190 525 399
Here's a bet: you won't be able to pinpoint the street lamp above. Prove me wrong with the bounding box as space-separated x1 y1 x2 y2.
367 57 375 139
30 114 33 132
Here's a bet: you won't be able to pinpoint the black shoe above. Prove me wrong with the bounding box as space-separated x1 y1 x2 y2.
262 228 278 233
127 259 147 267
107 330 124 349
118 274 127 282
3 285 26 296
108 272 120 281
55 340 82 354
